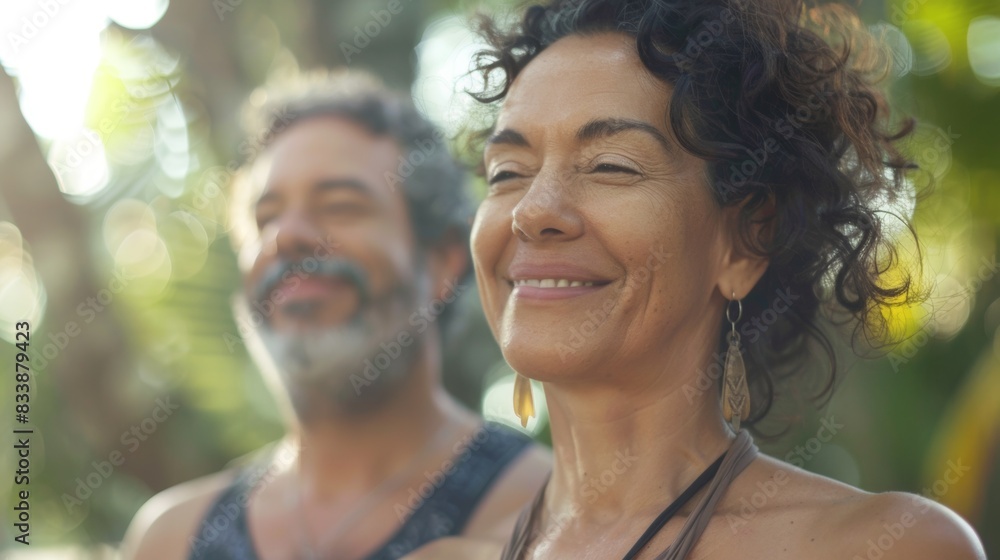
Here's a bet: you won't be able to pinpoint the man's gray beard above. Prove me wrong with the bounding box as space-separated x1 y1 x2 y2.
252 303 418 416
257 319 370 389
236 252 433 418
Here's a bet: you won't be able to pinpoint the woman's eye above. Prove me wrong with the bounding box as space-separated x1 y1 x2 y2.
592 163 638 174
488 170 521 184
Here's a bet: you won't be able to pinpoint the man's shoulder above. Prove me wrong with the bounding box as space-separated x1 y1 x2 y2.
119 469 239 560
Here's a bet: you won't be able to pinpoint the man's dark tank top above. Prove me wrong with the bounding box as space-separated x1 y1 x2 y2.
188 422 533 559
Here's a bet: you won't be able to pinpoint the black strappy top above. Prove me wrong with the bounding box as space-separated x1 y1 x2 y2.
188 422 533 559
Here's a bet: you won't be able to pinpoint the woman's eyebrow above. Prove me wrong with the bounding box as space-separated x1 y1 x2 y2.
486 128 530 147
576 117 674 154
485 118 673 153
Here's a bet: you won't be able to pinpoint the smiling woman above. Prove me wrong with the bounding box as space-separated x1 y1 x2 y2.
456 0 988 559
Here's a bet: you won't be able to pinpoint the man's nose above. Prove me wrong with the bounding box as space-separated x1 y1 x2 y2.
267 210 325 261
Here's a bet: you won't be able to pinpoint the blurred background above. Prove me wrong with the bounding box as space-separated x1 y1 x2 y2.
0 0 997 557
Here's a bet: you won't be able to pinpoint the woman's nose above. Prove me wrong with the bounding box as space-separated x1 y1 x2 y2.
510 171 584 242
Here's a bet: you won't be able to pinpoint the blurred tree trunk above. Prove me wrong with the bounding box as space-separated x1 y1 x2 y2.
0 68 176 495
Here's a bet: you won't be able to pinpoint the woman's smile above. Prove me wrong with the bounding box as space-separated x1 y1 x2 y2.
506 260 614 301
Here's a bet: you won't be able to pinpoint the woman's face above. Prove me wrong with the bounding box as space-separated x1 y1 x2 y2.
472 32 737 384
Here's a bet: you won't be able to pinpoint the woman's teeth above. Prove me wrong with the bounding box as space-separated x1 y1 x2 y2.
513 279 595 288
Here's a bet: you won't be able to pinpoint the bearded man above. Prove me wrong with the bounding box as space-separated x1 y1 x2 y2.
121 71 550 560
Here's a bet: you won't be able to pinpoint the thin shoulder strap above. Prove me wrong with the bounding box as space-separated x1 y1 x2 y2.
653 429 758 560
499 471 549 560
499 430 758 560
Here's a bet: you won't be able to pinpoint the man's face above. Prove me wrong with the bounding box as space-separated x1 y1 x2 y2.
238 116 426 405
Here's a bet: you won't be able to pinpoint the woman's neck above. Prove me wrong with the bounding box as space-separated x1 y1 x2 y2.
541 370 735 528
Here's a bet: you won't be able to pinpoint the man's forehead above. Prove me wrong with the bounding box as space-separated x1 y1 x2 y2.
248 120 403 202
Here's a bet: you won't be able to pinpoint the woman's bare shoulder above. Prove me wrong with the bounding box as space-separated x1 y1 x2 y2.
716 453 985 560
835 491 986 560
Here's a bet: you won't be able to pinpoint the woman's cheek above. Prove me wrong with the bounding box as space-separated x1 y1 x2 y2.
470 203 506 322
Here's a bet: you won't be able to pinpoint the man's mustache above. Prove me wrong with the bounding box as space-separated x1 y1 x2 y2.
253 257 371 307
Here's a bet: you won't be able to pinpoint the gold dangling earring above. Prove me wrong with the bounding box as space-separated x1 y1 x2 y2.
721 291 750 432
513 373 535 428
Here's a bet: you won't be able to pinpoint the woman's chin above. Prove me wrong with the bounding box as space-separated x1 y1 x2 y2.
501 337 596 382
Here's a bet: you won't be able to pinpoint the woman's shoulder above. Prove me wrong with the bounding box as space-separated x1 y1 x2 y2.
841 490 986 560
715 453 986 560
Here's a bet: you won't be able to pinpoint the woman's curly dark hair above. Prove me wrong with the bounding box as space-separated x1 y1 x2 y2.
467 0 923 433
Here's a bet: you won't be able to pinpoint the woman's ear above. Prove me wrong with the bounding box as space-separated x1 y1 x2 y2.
716 194 775 299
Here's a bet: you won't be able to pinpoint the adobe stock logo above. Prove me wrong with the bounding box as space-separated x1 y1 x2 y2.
350 277 468 394
5 0 73 54
532 447 639 550
61 397 180 513
555 244 670 362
